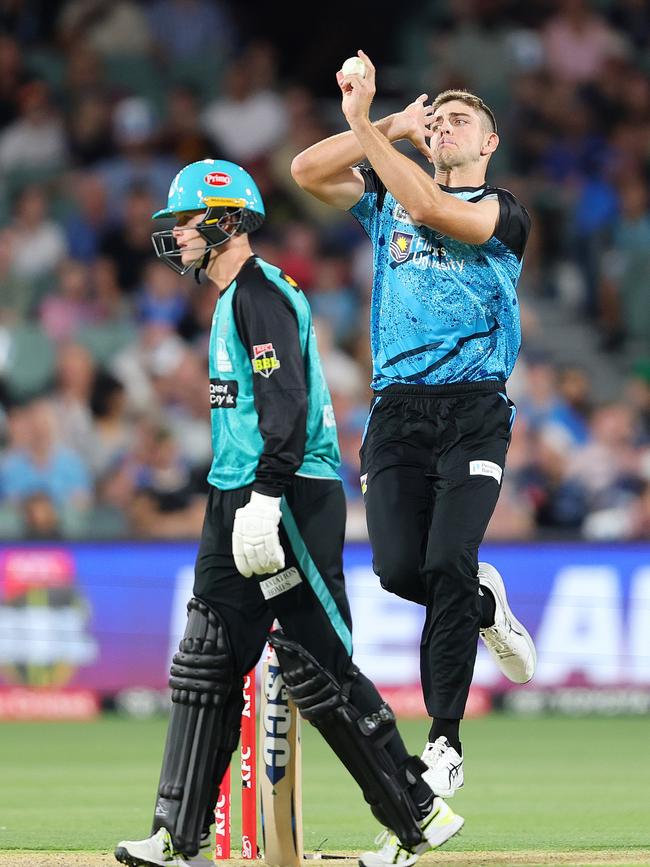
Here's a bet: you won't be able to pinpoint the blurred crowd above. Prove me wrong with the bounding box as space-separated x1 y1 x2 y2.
0 0 649 541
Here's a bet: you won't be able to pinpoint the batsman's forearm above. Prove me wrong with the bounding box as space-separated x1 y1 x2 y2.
292 115 399 182
349 117 441 220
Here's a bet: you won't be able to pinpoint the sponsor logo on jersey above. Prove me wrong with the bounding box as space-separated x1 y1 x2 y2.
388 234 466 272
204 171 231 186
209 378 238 408
389 229 414 263
360 473 368 495
251 343 280 378
392 202 421 226
216 337 233 372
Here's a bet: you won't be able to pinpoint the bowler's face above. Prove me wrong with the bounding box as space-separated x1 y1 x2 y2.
429 100 489 171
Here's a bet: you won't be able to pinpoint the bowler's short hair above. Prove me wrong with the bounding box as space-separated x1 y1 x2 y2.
431 89 497 134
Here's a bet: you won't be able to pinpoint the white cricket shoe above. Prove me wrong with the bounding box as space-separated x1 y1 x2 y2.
114 827 212 866
478 562 536 684
421 736 464 797
359 797 464 867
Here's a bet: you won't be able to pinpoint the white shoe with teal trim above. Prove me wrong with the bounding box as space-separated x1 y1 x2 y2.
421 736 464 797
478 562 536 684
358 797 464 867
114 827 212 866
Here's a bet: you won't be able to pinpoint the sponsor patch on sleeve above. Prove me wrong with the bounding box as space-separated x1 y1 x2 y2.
260 567 302 599
469 460 503 484
209 378 238 408
323 404 336 428
251 342 280 378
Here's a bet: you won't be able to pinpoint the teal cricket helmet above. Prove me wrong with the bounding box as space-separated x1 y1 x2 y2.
151 159 265 275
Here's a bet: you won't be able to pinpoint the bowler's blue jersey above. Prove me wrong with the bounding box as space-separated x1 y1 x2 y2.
350 168 531 389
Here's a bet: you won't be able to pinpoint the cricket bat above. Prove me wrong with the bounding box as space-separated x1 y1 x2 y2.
259 643 303 867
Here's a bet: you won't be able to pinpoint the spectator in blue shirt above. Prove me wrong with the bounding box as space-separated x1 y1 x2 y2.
0 397 91 510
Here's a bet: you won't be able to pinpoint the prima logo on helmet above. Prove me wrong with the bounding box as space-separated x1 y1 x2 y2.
204 172 231 186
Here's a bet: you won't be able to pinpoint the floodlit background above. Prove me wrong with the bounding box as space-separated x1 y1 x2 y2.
0 6 649 860
0 0 650 842
0 0 649 543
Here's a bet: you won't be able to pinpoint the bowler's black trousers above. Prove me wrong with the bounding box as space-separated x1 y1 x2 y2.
360 381 514 720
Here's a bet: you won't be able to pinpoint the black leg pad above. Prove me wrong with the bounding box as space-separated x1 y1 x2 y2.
152 598 239 856
269 631 426 850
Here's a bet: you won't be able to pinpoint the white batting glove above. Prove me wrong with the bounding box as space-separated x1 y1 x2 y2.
232 492 285 577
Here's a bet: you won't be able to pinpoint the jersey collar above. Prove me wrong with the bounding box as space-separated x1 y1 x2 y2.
437 183 487 193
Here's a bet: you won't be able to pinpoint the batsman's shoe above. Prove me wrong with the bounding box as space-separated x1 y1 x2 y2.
478 561 536 684
114 827 211 866
359 797 463 867
421 736 464 797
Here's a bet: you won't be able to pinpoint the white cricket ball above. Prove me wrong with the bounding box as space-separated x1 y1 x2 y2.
341 57 367 78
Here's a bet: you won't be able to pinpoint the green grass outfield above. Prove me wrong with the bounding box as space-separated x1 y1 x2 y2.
1 715 649 864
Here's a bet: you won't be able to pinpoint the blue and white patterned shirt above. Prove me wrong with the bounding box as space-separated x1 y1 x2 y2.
350 167 531 389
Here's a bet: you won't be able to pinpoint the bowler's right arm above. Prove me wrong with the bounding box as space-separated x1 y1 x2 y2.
292 92 433 210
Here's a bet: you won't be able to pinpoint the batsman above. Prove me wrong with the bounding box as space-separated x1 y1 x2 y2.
114 159 464 867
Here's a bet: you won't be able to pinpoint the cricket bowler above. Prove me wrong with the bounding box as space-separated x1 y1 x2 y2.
291 51 537 862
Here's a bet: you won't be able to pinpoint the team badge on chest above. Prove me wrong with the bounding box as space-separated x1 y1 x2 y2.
389 229 414 263
251 342 280 377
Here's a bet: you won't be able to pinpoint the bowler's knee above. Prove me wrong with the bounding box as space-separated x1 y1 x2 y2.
374 550 425 604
